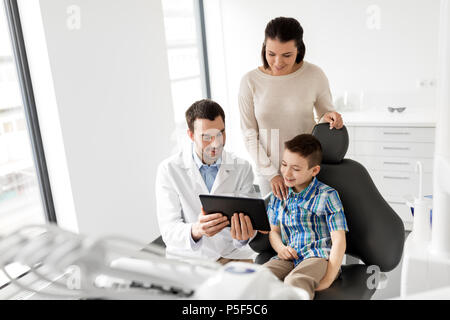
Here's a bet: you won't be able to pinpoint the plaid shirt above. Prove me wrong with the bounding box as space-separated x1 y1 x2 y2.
267 177 349 266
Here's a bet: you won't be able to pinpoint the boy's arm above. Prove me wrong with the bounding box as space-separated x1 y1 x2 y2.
269 225 298 260
268 225 284 253
316 230 346 291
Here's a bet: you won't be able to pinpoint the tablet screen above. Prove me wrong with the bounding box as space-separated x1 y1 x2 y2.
199 194 270 231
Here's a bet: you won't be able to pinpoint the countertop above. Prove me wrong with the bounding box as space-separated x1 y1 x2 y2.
340 109 436 127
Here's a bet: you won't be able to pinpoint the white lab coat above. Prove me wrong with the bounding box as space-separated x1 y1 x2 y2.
155 143 257 261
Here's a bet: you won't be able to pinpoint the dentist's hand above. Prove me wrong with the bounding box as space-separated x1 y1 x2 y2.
191 208 229 241
230 213 256 241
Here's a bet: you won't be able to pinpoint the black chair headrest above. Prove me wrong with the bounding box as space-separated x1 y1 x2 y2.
311 123 349 164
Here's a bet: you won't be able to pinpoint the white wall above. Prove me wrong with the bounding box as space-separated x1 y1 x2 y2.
204 0 441 156
18 0 175 242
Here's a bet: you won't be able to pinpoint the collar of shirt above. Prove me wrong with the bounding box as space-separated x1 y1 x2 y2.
287 176 318 201
192 143 222 169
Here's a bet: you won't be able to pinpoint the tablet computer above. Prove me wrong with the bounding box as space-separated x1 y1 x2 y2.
199 194 270 231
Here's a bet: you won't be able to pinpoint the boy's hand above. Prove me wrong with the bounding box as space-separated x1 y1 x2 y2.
316 275 334 291
230 213 256 241
315 230 346 291
277 245 299 261
192 208 229 241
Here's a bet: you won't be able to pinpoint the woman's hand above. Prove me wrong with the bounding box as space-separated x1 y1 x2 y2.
270 175 288 200
322 111 344 129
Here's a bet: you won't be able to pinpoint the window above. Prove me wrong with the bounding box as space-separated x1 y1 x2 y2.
0 0 45 237
0 0 48 288
161 0 210 144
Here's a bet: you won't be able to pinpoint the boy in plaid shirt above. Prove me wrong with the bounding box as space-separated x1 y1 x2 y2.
264 134 348 299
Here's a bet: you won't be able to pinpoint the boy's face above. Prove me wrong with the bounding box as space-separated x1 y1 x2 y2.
280 149 320 191
188 116 226 165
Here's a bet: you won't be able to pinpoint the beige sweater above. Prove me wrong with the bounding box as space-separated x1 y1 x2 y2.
238 61 335 181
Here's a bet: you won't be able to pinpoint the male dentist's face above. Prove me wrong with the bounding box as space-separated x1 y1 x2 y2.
188 116 226 165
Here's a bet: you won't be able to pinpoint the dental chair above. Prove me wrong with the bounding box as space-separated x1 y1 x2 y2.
249 123 405 300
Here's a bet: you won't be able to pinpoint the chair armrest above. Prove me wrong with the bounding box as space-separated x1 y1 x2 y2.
249 232 273 253
255 250 276 265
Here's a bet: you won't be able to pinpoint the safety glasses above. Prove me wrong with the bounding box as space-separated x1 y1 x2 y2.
387 107 406 113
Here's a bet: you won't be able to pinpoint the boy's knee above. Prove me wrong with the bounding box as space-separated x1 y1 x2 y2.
284 275 315 299
284 274 315 292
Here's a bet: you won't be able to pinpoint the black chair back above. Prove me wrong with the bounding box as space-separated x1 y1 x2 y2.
312 123 404 271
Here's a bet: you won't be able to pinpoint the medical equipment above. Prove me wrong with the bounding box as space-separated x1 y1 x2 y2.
408 161 432 243
432 0 450 259
0 224 308 300
400 0 450 298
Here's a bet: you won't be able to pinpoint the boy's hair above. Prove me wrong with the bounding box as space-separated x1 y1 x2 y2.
284 134 322 168
185 99 225 133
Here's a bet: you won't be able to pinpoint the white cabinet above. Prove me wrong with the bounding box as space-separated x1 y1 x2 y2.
353 127 435 143
346 125 435 231
354 141 434 158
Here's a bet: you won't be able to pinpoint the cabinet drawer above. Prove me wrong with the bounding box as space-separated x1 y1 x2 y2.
354 141 434 158
354 127 435 142
352 155 433 173
370 170 433 197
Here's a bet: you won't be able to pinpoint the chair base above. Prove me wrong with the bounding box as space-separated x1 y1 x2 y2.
314 264 376 300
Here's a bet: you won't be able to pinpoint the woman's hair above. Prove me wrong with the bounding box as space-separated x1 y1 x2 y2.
185 99 225 133
261 17 306 69
284 134 322 168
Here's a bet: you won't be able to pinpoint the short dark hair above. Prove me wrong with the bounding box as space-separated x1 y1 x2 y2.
261 17 306 70
284 134 322 168
185 99 226 132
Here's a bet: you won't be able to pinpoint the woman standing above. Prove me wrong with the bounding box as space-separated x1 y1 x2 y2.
238 17 343 199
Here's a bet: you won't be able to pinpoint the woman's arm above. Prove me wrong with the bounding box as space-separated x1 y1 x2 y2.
315 87 343 129
238 76 288 199
316 230 346 291
238 76 278 180
313 66 343 129
313 67 334 120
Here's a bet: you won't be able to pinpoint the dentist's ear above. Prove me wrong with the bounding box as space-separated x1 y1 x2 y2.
187 129 194 142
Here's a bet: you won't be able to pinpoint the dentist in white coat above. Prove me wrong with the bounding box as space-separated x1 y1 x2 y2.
156 99 264 264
